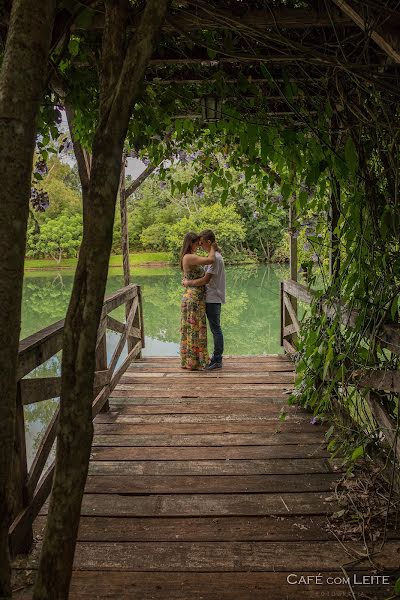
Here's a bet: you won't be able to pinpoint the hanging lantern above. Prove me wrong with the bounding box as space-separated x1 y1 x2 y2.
201 95 222 122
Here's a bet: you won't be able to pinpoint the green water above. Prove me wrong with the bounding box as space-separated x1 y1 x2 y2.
22 264 289 464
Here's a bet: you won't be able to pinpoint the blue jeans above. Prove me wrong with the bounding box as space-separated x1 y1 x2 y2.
206 303 224 363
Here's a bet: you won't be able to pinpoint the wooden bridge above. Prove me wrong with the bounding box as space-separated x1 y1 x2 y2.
12 284 400 599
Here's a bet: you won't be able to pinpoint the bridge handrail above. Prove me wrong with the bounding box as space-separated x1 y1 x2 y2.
10 284 144 555
281 278 400 465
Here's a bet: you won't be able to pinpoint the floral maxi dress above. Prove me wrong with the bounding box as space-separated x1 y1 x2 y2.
180 265 209 370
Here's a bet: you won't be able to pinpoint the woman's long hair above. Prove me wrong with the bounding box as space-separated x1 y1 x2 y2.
180 232 199 270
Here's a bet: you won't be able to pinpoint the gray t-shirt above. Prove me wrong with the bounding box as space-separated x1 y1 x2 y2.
205 252 226 304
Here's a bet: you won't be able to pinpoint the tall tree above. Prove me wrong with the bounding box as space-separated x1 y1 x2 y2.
33 1 170 597
0 1 55 596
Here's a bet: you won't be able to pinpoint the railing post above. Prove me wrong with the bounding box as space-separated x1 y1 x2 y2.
138 285 145 352
289 199 298 315
95 326 109 413
127 286 143 357
280 281 284 348
329 175 341 282
11 382 33 555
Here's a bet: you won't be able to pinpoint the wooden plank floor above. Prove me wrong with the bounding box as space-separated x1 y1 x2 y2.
23 356 399 598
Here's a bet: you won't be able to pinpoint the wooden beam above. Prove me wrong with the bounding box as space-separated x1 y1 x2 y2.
9 465 54 556
17 320 64 380
95 330 108 413
11 383 33 555
101 285 138 316
283 292 300 334
147 77 323 85
20 376 61 405
138 286 145 350
284 324 298 337
125 163 157 199
379 324 400 355
108 296 139 377
366 391 400 460
352 369 400 393
283 338 297 355
75 7 354 33
283 279 400 355
283 280 313 305
27 409 59 497
332 0 400 64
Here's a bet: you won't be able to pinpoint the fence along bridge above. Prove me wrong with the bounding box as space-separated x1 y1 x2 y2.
12 282 400 599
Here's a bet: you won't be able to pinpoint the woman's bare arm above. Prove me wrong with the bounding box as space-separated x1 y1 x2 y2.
183 245 216 268
183 273 213 287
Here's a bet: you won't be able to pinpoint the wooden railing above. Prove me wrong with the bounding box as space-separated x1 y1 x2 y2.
280 279 400 466
9 284 144 555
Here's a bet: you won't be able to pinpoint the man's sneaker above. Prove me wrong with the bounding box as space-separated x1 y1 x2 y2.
205 361 222 370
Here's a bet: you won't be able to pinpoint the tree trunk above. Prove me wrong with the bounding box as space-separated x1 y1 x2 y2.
119 157 130 288
33 2 169 598
0 0 55 595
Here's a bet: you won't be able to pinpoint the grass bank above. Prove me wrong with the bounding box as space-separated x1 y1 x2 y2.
24 252 172 271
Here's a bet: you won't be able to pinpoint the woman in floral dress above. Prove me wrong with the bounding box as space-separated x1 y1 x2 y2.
180 232 216 370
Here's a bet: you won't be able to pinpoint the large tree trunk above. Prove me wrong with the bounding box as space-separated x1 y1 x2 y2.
0 1 55 596
33 1 169 598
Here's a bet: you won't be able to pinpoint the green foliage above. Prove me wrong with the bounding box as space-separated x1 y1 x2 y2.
28 212 82 262
139 223 168 251
165 202 246 260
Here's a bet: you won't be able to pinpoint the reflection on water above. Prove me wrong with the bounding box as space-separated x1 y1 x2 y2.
21 264 289 465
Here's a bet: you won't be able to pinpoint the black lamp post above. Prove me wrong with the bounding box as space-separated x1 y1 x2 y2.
201 95 222 122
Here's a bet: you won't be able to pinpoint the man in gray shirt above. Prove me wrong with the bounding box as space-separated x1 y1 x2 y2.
183 229 225 370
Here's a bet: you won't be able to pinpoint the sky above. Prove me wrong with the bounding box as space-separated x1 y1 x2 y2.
61 110 147 180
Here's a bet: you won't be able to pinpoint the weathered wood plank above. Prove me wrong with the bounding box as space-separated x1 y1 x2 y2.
107 315 141 339
108 296 139 376
91 422 324 446
27 409 58 496
332 0 400 64
283 291 300 333
121 374 295 385
88 457 333 475
25 571 396 600
135 355 290 361
111 389 292 399
83 473 337 494
39 491 340 517
101 284 138 316
34 515 334 542
283 339 296 355
283 323 298 337
282 280 313 304
127 364 295 372
20 376 61 405
90 444 329 461
110 414 302 425
106 314 126 335
115 382 293 391
109 340 142 389
128 371 294 378
93 419 321 433
24 540 400 571
116 402 300 415
352 369 400 392
17 320 64 380
109 395 290 405
10 465 54 554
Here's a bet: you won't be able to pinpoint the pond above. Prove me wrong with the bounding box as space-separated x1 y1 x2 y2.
21 263 289 465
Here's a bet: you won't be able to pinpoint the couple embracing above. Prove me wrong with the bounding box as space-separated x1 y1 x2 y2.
180 229 226 371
